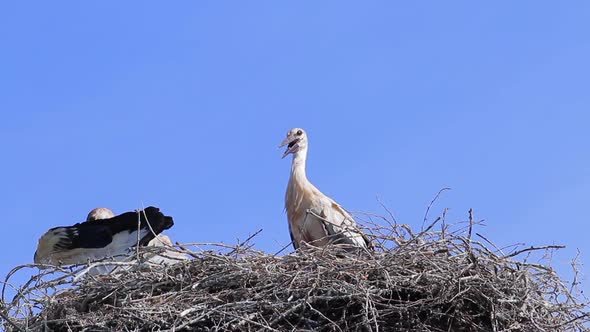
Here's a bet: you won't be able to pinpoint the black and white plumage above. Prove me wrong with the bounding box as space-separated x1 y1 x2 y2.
85 206 187 265
33 206 174 265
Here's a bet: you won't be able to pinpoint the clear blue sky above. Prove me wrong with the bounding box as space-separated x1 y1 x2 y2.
1 2 589 301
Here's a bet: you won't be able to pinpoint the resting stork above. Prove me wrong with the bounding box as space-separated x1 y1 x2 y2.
279 128 372 250
33 206 174 267
86 207 187 264
86 207 186 259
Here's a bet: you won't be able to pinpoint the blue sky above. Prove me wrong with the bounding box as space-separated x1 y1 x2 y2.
1 2 589 301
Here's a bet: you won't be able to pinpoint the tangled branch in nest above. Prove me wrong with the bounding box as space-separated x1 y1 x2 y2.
1 215 589 331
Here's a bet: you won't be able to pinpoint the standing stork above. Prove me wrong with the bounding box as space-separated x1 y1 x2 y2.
279 128 372 251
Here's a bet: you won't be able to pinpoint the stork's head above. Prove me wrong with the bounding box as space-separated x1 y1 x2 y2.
87 207 115 221
279 128 308 158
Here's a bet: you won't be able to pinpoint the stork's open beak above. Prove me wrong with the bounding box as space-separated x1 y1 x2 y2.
279 136 300 159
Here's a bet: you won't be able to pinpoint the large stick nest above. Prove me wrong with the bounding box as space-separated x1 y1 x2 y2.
1 212 589 331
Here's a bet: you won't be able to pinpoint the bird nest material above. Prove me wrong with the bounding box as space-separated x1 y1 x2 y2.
1 212 589 331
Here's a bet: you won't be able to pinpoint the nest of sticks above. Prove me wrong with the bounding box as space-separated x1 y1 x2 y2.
1 209 589 331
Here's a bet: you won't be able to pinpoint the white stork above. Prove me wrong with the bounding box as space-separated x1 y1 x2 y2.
33 206 174 268
85 207 185 261
279 128 372 251
87 207 186 265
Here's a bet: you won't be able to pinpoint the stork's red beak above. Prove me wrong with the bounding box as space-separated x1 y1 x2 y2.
279 136 300 158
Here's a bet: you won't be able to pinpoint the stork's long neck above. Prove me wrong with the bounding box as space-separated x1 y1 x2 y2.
290 146 309 185
285 145 313 218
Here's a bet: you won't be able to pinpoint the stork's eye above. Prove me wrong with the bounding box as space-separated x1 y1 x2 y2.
296 130 303 136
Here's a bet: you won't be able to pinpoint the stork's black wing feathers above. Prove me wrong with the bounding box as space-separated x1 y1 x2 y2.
48 206 173 250
49 225 114 250
77 226 114 248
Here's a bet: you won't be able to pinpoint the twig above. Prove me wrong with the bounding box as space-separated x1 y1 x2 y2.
422 188 450 230
228 229 263 256
468 208 474 241
503 245 566 259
